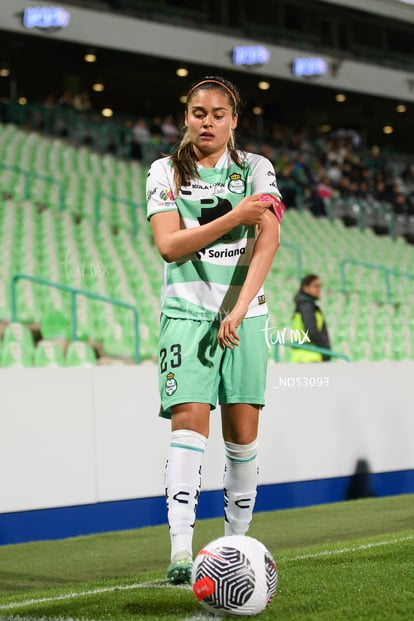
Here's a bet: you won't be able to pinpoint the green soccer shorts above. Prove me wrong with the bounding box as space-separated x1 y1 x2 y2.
158 313 269 419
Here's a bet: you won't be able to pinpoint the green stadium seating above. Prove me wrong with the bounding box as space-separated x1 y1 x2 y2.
34 340 65 367
65 341 97 367
40 309 71 341
1 340 33 368
1 123 413 364
102 321 135 359
2 321 34 353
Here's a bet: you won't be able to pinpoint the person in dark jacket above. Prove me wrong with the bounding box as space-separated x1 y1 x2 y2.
291 274 331 362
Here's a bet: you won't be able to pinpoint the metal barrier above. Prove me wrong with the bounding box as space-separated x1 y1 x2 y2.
94 192 140 236
0 163 66 211
325 197 396 239
0 165 143 235
340 258 414 304
10 273 140 363
274 341 350 362
280 240 303 280
0 102 133 159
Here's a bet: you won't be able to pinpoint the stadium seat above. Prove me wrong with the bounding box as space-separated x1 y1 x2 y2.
65 340 97 367
2 321 35 353
40 309 71 341
1 340 33 368
1 124 413 364
102 322 135 359
34 340 65 367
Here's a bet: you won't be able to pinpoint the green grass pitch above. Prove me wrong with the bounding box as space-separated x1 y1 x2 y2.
0 494 413 620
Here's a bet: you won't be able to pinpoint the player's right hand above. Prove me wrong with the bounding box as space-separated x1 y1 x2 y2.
234 194 272 226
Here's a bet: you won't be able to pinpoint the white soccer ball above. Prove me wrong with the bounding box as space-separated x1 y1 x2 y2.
191 535 278 617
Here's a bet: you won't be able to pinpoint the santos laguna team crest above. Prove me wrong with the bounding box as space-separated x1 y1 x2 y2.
227 172 246 194
165 372 177 396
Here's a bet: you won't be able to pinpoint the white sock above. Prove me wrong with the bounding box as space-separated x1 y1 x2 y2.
223 439 258 536
165 429 207 560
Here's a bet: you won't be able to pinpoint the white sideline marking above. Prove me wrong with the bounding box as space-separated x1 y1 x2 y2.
0 534 412 612
0 580 181 611
285 533 414 562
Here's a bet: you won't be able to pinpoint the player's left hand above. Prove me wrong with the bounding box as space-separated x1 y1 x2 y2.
217 304 248 350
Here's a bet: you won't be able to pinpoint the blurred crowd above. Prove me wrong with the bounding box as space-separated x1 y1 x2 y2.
22 92 413 221
240 128 414 219
129 113 414 220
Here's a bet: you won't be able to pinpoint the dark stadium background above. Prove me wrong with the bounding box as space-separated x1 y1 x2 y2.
0 0 413 151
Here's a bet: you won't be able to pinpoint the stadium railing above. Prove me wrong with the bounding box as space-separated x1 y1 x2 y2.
325 197 396 239
10 273 141 363
280 240 303 281
0 102 135 160
0 162 141 235
94 192 140 236
339 258 414 304
273 342 350 363
0 163 65 211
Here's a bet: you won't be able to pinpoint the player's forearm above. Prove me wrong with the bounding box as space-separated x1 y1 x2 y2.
157 210 240 263
235 217 280 310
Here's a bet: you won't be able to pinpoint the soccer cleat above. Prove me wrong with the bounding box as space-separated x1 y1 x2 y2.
166 551 193 584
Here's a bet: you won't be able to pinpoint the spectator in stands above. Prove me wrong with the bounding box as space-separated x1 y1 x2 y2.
324 160 343 189
42 93 56 110
58 90 74 109
274 150 299 208
373 177 396 205
392 190 410 215
401 163 414 214
338 174 353 198
160 114 179 151
359 165 376 197
55 90 75 137
161 114 178 139
33 94 56 132
271 124 287 149
237 115 256 145
73 91 92 112
317 175 336 202
292 152 326 216
324 136 346 165
131 117 151 161
150 115 163 141
146 75 284 586
291 274 331 362
259 143 276 162
289 127 315 154
402 163 414 197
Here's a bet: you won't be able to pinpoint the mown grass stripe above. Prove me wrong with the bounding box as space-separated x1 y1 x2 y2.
284 533 414 562
0 533 411 612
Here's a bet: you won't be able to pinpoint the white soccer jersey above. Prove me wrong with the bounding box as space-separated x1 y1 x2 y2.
146 150 281 321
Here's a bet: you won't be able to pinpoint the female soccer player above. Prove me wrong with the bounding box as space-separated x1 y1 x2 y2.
146 76 284 584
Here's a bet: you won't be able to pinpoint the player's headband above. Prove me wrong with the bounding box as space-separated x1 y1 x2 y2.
187 80 237 108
